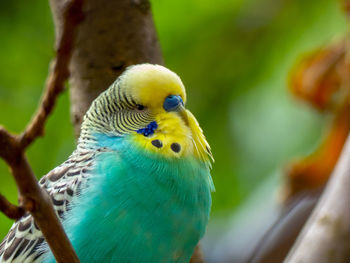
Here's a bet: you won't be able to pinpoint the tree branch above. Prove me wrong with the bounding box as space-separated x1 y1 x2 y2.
0 127 79 262
0 194 25 220
190 244 205 263
50 0 164 136
19 0 84 149
285 134 350 263
0 0 84 262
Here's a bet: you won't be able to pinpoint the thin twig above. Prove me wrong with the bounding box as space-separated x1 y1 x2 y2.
0 127 80 262
0 194 25 220
190 244 205 263
0 0 84 262
19 0 84 149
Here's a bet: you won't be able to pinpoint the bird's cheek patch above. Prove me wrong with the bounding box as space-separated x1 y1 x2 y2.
136 121 158 137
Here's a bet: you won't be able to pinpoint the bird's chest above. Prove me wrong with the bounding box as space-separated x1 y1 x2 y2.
61 152 211 263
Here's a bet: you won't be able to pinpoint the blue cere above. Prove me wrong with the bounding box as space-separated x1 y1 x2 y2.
137 121 158 137
163 95 184 112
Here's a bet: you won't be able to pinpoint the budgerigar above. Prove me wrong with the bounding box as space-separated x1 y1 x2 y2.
0 64 214 263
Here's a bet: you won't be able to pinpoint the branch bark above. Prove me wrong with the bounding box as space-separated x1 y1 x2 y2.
0 0 84 262
0 194 25 220
50 0 163 136
190 244 205 263
285 133 350 263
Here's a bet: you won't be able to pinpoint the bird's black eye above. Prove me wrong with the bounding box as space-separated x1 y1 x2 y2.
136 104 145 111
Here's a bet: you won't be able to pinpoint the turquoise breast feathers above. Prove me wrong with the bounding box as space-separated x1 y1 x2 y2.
44 135 213 263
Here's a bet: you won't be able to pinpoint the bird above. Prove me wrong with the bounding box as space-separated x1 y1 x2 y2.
0 64 214 263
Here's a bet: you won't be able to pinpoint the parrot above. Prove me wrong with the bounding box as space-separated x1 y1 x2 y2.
0 64 214 263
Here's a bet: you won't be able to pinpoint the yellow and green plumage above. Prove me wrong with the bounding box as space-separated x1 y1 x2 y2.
0 64 214 263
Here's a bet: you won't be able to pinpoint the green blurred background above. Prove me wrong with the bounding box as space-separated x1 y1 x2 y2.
0 0 347 238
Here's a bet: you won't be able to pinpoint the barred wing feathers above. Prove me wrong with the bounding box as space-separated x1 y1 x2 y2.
0 149 98 263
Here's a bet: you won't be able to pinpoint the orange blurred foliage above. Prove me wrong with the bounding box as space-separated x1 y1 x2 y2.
283 40 350 202
288 41 345 110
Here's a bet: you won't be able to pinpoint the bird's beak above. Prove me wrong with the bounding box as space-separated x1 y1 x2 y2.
163 95 189 125
163 95 184 112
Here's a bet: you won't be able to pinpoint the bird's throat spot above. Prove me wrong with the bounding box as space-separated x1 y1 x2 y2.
171 143 181 153
151 139 163 148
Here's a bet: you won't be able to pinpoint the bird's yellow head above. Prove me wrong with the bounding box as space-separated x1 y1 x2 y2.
81 64 213 165
125 64 187 110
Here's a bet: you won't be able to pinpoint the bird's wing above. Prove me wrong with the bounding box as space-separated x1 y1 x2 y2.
0 149 98 263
